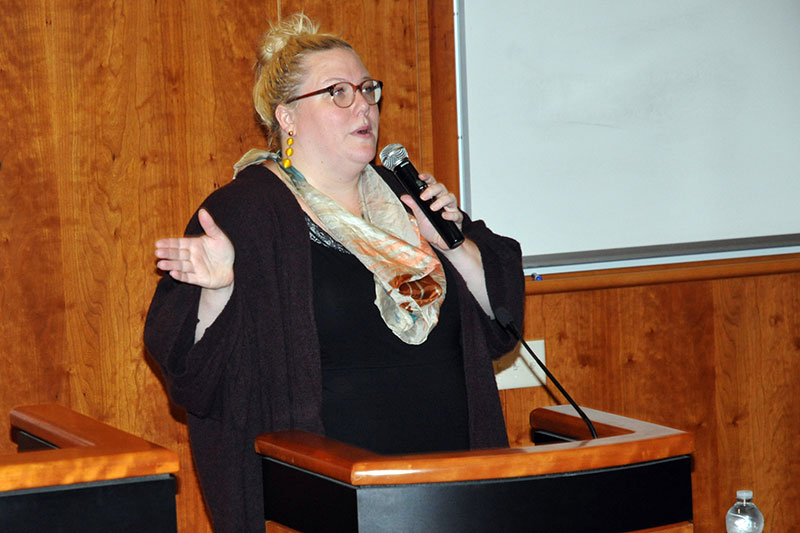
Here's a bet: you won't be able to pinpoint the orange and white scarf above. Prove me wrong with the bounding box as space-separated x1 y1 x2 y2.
234 149 446 345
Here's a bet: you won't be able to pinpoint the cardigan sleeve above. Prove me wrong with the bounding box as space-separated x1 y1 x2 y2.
144 192 251 418
143 166 309 420
461 213 525 358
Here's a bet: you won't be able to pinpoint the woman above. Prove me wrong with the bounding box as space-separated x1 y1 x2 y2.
144 13 523 532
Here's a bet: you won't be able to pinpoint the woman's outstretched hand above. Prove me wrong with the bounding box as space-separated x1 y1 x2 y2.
155 208 234 289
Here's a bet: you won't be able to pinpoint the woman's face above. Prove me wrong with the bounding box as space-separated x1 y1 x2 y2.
287 47 380 175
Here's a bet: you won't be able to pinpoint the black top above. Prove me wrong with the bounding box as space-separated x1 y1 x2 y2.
308 218 470 454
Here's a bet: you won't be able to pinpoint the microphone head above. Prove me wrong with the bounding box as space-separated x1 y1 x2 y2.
379 143 407 171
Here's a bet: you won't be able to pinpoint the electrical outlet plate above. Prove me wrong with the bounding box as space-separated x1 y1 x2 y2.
493 339 546 390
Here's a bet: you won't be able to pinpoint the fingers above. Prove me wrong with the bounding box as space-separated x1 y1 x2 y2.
167 268 195 284
154 239 193 263
155 258 193 274
417 173 453 204
155 237 186 251
197 208 223 239
154 209 227 264
154 234 201 276
399 193 423 217
153 208 235 289
416 174 462 224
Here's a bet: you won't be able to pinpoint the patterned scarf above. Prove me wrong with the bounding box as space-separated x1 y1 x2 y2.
233 149 446 345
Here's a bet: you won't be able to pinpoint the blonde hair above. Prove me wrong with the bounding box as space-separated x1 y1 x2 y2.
253 13 353 150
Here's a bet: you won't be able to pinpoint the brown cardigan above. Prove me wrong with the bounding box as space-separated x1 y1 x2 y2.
144 163 524 532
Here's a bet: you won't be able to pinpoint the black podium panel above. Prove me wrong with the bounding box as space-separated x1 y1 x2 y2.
0 474 177 533
264 455 692 532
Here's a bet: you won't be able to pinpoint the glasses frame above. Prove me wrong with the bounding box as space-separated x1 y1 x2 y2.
286 79 383 108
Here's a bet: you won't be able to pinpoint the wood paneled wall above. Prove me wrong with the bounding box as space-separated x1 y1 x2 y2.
1 2 439 531
2 2 798 532
499 266 800 532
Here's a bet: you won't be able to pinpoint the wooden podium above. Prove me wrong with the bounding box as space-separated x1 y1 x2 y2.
256 406 694 533
1 403 180 532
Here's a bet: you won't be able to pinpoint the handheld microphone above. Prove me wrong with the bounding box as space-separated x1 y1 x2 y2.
494 307 598 439
379 143 464 249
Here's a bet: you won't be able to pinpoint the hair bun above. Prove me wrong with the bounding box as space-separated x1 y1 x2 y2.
257 13 320 65
252 13 354 150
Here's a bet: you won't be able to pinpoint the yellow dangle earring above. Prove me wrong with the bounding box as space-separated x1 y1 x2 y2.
282 130 295 168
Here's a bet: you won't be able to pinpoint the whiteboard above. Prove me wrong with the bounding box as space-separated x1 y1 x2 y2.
455 0 800 271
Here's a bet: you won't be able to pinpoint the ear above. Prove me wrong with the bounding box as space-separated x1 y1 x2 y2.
274 104 295 136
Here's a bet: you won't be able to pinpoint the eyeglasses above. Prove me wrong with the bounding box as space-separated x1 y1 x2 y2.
286 79 383 108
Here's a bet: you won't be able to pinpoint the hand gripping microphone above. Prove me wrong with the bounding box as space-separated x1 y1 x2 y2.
379 143 464 249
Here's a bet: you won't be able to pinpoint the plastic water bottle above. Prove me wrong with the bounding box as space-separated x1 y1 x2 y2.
725 490 764 533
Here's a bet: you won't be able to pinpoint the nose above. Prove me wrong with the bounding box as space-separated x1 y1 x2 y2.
352 89 371 114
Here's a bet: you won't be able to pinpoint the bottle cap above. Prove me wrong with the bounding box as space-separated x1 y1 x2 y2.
736 490 753 500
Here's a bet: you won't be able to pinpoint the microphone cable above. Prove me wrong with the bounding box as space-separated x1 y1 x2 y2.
495 307 598 439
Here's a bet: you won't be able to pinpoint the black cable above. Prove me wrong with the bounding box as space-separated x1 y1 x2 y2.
495 307 598 439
